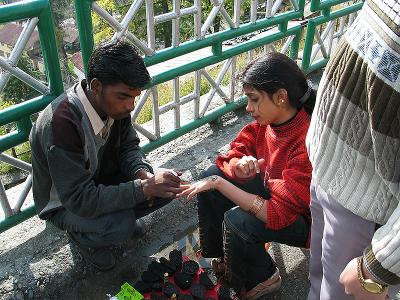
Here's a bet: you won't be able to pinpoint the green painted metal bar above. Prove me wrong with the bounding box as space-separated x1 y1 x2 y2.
0 131 27 153
149 26 302 87
301 3 363 72
310 0 322 12
289 30 302 60
141 96 248 153
17 117 33 135
302 19 316 71
0 117 32 153
0 95 55 126
0 206 36 233
311 0 362 12
312 3 363 25
212 43 222 57
298 0 306 13
0 0 47 23
322 8 330 17
37 5 63 96
278 21 288 32
304 58 329 74
74 0 94 74
144 11 303 67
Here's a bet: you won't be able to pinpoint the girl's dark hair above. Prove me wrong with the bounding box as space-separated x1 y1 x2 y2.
87 40 151 88
240 52 316 115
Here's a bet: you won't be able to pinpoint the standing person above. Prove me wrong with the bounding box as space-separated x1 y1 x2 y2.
306 0 400 298
30 40 182 271
179 52 315 299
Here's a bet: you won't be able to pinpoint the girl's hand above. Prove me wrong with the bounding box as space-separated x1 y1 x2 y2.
177 175 219 201
234 156 265 178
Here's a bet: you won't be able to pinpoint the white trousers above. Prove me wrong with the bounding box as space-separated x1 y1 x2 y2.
307 180 400 300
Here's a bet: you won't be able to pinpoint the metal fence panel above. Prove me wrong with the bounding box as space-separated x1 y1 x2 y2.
0 0 63 232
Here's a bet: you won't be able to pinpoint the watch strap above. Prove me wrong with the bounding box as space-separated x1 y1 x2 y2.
357 257 387 294
363 245 400 285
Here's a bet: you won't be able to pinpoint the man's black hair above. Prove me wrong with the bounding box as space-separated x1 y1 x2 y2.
87 40 151 88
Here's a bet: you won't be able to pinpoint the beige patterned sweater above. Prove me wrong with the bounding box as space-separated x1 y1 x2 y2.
306 0 400 285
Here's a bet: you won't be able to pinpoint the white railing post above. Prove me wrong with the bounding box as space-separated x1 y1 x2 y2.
145 0 156 50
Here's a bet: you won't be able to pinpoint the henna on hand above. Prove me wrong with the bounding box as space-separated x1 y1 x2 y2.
200 175 218 191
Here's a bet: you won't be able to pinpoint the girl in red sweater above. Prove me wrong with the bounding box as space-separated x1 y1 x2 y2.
179 52 315 299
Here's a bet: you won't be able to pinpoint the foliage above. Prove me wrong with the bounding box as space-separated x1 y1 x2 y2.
0 99 14 110
50 0 73 23
92 0 119 44
67 59 75 76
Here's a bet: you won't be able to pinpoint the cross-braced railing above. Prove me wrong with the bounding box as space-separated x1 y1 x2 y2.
301 0 363 73
0 0 63 231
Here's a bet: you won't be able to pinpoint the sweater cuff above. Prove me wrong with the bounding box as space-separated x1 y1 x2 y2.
134 167 152 179
131 164 153 179
132 179 147 205
363 245 400 285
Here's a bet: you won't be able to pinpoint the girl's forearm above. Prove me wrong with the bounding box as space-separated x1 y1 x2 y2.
214 176 268 222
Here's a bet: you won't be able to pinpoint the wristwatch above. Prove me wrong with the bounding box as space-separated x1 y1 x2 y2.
357 257 387 294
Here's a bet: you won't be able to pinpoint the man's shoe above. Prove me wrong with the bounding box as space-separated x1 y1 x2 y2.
67 232 116 271
241 268 281 300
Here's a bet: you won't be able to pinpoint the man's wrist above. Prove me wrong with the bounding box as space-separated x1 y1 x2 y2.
140 179 154 206
135 168 153 180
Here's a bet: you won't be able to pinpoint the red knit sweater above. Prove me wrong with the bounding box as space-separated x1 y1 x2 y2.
216 109 312 238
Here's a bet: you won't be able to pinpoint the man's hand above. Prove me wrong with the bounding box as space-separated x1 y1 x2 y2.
141 170 182 199
339 258 388 300
233 156 265 178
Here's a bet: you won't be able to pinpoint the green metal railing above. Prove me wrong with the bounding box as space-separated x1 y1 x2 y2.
75 0 306 73
0 0 63 152
0 0 63 231
75 0 305 153
0 0 363 232
302 0 363 73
